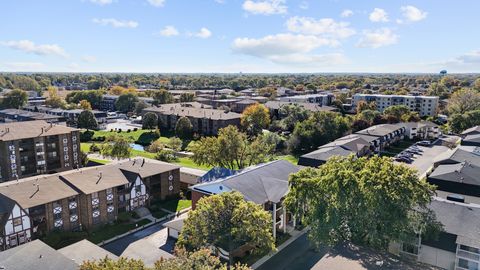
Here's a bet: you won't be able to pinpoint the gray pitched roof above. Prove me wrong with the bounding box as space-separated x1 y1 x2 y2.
300 146 354 163
429 162 480 186
464 134 480 144
0 240 77 270
356 124 403 137
462 126 480 135
58 239 118 265
429 198 480 248
191 160 299 204
0 120 78 142
434 146 480 165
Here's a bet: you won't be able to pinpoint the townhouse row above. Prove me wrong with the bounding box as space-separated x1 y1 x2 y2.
0 158 180 251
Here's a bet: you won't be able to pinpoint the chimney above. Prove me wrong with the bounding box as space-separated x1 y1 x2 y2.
446 194 465 203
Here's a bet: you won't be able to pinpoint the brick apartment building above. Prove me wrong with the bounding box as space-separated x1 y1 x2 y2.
143 103 241 135
0 121 81 182
0 158 180 251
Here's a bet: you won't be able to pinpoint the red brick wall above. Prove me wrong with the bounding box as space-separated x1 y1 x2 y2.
191 191 208 210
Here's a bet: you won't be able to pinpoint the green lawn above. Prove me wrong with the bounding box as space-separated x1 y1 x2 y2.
153 199 192 213
92 129 171 145
41 218 151 249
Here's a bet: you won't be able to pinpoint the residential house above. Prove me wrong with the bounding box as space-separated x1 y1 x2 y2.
352 94 439 117
190 160 300 239
461 126 480 147
401 121 442 140
279 93 335 106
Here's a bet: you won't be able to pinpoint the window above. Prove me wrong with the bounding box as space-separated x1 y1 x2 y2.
458 258 479 270
13 217 22 227
460 245 480 254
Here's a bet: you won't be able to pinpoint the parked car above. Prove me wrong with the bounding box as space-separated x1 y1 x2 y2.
417 140 431 146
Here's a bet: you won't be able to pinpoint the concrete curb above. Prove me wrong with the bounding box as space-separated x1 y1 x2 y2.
251 227 309 269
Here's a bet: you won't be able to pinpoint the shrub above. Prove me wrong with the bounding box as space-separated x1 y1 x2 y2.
127 129 131 133
117 128 122 133
133 128 138 131
155 149 177 162
89 143 101 152
117 212 131 223
80 130 94 142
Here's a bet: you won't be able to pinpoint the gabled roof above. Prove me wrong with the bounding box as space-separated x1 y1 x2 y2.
356 124 404 137
464 134 480 144
321 135 371 152
299 146 354 164
434 146 480 165
198 167 240 183
462 126 480 135
0 193 16 227
0 120 78 141
191 160 299 204
0 240 77 270
429 198 480 248
58 239 118 265
429 162 480 186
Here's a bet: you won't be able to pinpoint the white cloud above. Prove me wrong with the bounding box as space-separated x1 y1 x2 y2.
232 33 344 65
286 16 356 39
158 25 179 37
242 0 287 15
82 55 97 63
299 1 308 10
147 0 165 7
92 18 139 28
341 9 353 18
89 0 113 5
4 62 45 70
193 27 212 39
0 40 68 57
369 8 389 22
357 28 398 48
400 6 427 23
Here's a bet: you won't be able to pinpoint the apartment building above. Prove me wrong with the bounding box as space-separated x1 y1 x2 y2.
401 121 442 140
0 121 81 182
0 158 180 251
143 103 241 135
190 160 300 239
23 106 107 129
279 93 335 106
352 94 439 117
0 109 65 123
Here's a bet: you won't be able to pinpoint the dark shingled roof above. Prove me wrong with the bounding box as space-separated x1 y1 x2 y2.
0 120 78 141
0 240 77 270
429 162 480 186
462 126 480 135
191 160 299 204
356 124 404 137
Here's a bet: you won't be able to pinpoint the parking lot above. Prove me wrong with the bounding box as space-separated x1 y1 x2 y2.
395 142 451 178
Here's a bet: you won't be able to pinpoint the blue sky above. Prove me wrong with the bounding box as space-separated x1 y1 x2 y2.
1 0 479 73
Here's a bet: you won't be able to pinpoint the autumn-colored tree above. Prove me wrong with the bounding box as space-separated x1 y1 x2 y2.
241 104 270 136
447 88 480 115
79 99 92 110
45 86 66 108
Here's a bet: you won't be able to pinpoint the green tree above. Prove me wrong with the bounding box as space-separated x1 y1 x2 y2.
66 90 104 109
241 104 270 136
383 105 411 122
447 88 480 115
175 116 193 140
152 89 174 105
356 109 382 125
278 104 310 132
168 137 182 153
287 112 351 155
11 75 41 92
134 100 149 115
178 191 274 265
179 92 195 102
115 93 139 113
188 126 275 170
2 89 28 109
142 112 158 130
101 135 132 159
77 110 99 130
449 110 480 133
285 155 441 249
356 100 376 113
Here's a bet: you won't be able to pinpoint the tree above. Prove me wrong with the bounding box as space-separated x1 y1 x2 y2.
109 85 128 95
168 137 182 153
147 139 164 153
189 125 275 170
152 89 174 105
79 99 92 110
180 92 195 102
447 88 480 115
241 104 270 136
66 90 104 109
449 110 480 133
356 110 381 125
101 135 132 159
77 110 99 130
178 191 274 265
258 87 277 99
115 93 139 113
287 112 351 155
80 248 249 270
175 117 193 140
474 78 480 91
277 104 310 132
383 105 411 122
356 100 376 113
135 100 149 115
45 86 66 108
285 155 441 249
11 75 41 92
142 112 158 130
352 119 370 132
2 89 28 109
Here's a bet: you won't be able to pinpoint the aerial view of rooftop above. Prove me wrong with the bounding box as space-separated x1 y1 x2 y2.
0 0 479 269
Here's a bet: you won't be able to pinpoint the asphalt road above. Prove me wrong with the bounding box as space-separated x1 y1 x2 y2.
257 234 328 270
102 221 168 256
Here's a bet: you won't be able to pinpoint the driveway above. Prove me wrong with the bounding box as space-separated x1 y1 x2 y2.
257 234 328 270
